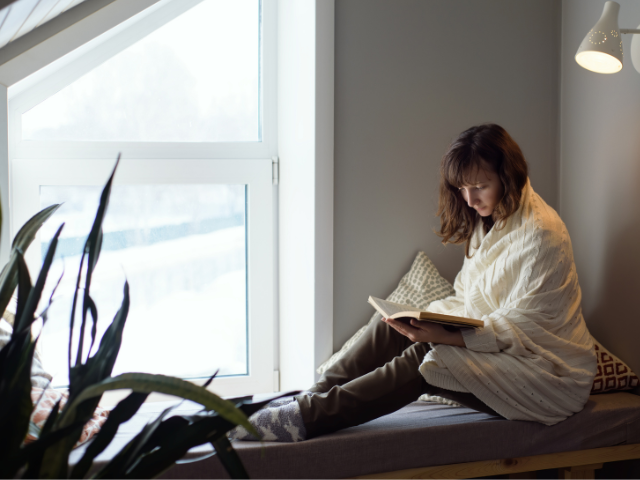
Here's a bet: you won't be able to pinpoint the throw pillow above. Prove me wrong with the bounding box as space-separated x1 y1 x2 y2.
317 251 455 375
27 387 110 446
591 339 639 393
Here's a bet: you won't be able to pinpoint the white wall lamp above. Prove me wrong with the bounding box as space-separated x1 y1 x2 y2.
575 1 640 74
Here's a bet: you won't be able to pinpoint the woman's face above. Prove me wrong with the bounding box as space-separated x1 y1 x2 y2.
458 165 504 218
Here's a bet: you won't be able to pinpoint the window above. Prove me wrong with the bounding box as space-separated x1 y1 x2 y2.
9 0 276 397
22 1 260 143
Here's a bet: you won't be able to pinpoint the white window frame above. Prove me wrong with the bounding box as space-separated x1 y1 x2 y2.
8 0 278 161
6 0 277 398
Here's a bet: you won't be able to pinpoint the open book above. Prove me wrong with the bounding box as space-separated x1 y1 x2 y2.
368 296 483 328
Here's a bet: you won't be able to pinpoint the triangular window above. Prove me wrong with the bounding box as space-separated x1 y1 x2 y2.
22 0 260 142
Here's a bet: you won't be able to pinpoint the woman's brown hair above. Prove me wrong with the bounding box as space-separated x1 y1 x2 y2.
436 124 528 258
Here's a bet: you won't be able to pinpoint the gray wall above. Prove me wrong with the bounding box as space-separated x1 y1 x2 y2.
560 0 640 376
333 0 562 350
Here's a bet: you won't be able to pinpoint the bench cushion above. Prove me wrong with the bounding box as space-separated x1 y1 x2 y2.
71 392 640 479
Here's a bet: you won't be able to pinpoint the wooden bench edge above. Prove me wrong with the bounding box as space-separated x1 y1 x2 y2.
350 443 640 479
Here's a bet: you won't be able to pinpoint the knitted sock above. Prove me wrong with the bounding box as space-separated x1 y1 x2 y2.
230 399 307 442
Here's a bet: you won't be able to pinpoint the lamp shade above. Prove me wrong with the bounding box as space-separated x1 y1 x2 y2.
575 1 623 74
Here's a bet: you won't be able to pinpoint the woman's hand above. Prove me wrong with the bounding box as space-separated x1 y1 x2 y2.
382 317 466 347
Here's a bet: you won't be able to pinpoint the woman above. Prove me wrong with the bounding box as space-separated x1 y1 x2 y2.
233 124 597 442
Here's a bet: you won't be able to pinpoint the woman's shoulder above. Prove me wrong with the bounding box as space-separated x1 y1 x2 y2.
524 190 572 252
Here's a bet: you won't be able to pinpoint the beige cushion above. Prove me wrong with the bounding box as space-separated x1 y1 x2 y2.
317 251 455 375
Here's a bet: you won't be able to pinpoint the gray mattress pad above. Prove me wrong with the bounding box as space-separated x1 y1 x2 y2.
70 392 640 479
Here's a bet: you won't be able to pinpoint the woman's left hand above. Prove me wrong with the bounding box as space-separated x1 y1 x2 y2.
382 318 466 347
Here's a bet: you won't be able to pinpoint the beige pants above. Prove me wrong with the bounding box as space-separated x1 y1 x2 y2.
296 318 500 439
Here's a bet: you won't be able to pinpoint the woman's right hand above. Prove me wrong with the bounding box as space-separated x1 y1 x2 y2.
382 317 466 347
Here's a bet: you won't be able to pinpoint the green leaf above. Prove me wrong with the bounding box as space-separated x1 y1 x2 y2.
211 435 249 479
88 281 129 382
39 397 61 438
14 224 63 335
93 404 178 479
11 418 86 478
0 341 35 474
70 392 149 479
85 294 98 357
122 414 229 479
72 155 119 369
11 204 62 251
0 254 39 458
0 204 61 324
38 268 64 326
67 280 129 431
63 373 257 437
13 253 32 335
202 369 219 389
22 398 61 478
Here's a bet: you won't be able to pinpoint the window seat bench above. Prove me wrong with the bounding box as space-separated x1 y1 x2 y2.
71 392 640 479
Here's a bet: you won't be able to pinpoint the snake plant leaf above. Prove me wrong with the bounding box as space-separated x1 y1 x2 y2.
68 250 83 373
44 284 127 478
0 256 34 411
12 205 62 251
31 382 51 413
39 397 61 438
15 224 63 336
0 253 37 455
48 282 130 476
123 416 195 478
13 418 87 478
64 373 257 437
93 404 178 479
90 281 129 381
115 389 299 477
202 369 219 389
22 397 61 478
211 435 250 479
174 450 217 465
38 268 64 327
0 340 35 473
0 204 61 324
70 391 149 479
14 252 32 336
122 414 230 479
69 281 128 399
75 290 96 367
85 294 98 358
72 155 118 369
0 324 31 405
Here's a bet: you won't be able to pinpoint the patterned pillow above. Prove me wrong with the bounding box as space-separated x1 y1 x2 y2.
317 251 455 374
591 339 639 393
27 387 109 447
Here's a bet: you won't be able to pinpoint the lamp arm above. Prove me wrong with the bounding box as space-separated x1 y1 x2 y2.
620 28 640 34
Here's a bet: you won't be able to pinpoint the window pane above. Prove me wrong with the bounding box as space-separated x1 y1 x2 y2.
22 0 260 142
38 184 247 387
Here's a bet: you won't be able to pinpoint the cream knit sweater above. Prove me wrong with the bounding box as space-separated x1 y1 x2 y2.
419 180 597 426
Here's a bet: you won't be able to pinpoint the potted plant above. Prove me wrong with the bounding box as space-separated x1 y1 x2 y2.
0 157 285 478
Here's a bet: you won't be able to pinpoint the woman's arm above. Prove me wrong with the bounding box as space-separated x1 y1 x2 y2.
382 317 466 347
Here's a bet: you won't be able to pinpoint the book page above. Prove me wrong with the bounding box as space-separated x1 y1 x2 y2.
369 296 483 328
368 296 421 318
